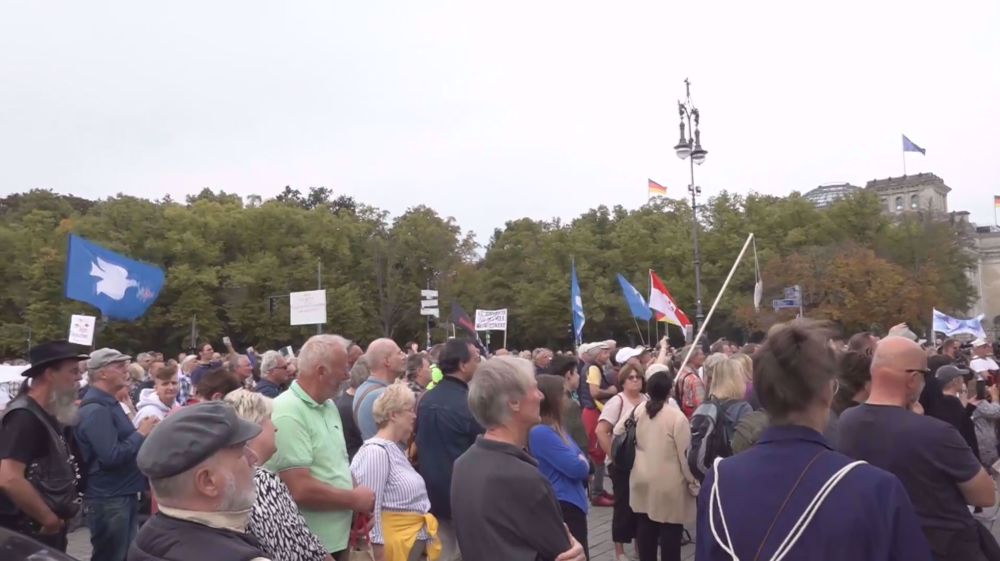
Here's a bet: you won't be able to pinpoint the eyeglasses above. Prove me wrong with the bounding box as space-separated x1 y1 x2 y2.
905 368 932 377
626 374 643 381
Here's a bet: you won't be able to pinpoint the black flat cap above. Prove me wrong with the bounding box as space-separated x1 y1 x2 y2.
137 401 261 480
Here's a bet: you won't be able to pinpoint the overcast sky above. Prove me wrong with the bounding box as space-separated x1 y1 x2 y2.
2 1 997 243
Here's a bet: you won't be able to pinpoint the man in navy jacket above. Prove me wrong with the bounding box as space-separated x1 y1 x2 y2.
75 349 158 561
415 339 483 561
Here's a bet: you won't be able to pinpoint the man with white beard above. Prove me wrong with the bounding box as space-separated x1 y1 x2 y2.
129 401 269 561
0 341 89 552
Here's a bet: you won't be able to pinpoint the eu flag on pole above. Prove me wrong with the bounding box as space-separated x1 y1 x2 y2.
616 273 652 321
571 263 585 345
902 134 926 155
64 234 165 320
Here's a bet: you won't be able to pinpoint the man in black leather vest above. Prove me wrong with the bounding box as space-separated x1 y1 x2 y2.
0 341 89 551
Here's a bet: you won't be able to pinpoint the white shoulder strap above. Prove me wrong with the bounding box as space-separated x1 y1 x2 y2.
708 455 866 561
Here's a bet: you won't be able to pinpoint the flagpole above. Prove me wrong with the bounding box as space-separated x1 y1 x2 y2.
677 232 755 376
632 316 646 347
902 150 907 176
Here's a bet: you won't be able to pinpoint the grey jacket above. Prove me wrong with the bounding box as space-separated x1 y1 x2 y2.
972 401 1000 467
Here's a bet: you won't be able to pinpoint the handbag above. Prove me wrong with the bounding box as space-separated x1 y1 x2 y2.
610 407 639 471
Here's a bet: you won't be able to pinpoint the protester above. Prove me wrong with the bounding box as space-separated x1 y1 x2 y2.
847 331 879 356
970 380 1000 473
355 339 407 440
266 334 375 559
451 356 585 561
533 348 554 376
256 350 291 399
675 344 706 418
128 363 151 405
838 336 997 561
697 320 932 561
405 353 432 398
688 357 752 481
229 354 254 388
335 359 368 461
189 341 220 386
971 338 999 382
75 348 158 561
224 389 330 561
549 355 588 457
347 344 365 370
415 339 483 561
190 367 242 404
596 362 647 561
701 352 726 395
531 374 590 559
729 352 755 405
129 401 268 561
425 344 445 390
832 350 872 415
0 341 88 551
176 355 196 406
351 383 439 561
132 365 181 427
626 371 697 561
578 342 616 507
934 364 981 459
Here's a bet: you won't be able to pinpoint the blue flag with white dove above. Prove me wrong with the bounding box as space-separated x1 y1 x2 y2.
64 234 165 320
571 263 585 345
616 273 652 321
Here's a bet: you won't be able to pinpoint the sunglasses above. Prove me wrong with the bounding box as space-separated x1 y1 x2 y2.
905 368 932 377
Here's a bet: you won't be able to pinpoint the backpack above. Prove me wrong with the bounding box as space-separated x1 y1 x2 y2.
610 406 639 471
688 398 734 481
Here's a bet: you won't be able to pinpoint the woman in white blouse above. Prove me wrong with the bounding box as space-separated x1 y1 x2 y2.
351 382 439 561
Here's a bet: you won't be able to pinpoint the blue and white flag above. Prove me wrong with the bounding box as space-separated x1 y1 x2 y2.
616 273 652 321
902 134 926 155
932 308 985 339
571 263 585 346
64 234 165 321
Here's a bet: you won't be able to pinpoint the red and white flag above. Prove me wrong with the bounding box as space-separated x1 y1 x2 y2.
649 270 692 328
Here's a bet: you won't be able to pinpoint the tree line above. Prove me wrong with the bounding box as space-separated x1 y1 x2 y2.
0 186 975 358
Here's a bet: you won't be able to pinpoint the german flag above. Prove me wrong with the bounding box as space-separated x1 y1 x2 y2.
648 179 667 198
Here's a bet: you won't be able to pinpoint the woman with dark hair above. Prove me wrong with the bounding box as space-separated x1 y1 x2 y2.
549 355 588 453
595 362 649 561
695 319 931 561
627 371 698 561
529 374 591 559
832 350 872 415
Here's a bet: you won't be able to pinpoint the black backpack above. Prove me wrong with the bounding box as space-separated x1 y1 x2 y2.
688 398 734 481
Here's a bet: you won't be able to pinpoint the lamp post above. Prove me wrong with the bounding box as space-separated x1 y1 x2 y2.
673 78 708 330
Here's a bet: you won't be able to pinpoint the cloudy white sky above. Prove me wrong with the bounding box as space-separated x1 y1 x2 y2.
2 1 997 242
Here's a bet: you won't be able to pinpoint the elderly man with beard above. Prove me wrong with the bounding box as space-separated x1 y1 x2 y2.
75 348 159 561
0 341 89 551
129 401 268 561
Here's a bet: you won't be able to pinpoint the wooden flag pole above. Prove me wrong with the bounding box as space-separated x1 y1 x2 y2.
678 232 755 375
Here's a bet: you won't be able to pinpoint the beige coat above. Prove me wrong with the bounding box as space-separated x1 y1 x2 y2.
628 401 699 524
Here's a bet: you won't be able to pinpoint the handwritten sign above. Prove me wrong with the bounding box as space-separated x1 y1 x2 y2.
474 309 508 331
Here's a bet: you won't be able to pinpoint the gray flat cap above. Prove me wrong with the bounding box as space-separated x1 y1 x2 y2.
87 348 131 371
936 364 970 386
137 401 261 480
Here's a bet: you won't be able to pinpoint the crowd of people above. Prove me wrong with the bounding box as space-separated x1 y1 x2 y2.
0 325 999 561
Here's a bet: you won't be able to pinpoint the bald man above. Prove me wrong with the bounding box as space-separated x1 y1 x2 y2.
838 337 998 561
354 338 406 440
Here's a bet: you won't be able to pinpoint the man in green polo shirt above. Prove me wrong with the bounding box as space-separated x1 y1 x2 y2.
267 334 375 559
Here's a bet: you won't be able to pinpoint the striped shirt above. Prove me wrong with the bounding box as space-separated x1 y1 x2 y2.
350 436 432 545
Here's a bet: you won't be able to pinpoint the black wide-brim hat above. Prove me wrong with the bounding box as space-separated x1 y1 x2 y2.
24 341 90 378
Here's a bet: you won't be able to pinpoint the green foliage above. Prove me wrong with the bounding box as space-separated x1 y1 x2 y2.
0 188 975 358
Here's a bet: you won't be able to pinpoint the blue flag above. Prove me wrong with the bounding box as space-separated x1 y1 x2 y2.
616 273 652 321
902 134 926 155
571 263 585 345
64 234 165 320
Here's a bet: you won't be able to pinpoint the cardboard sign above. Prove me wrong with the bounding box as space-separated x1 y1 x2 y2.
68 314 97 346
474 309 508 331
289 290 327 326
